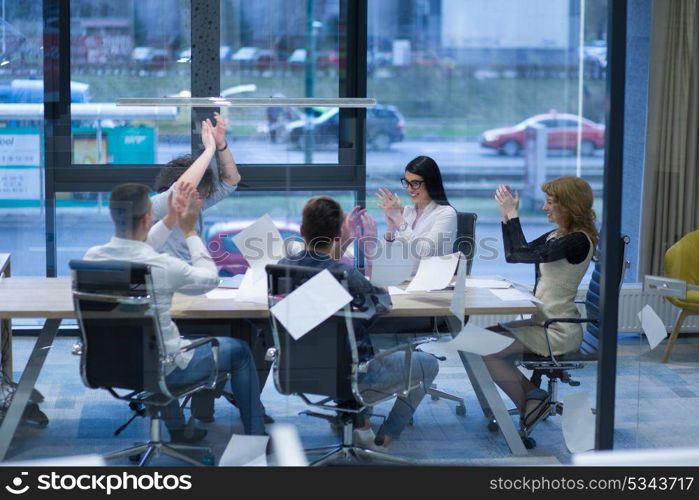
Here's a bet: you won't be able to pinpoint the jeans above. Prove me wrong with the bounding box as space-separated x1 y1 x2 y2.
358 350 439 439
163 337 266 435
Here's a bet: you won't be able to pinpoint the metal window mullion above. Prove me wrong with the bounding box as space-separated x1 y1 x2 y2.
596 0 627 451
42 0 71 278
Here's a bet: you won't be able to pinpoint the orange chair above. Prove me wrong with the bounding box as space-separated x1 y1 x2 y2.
662 230 699 363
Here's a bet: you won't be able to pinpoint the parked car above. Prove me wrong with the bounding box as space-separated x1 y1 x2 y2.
206 220 302 276
131 47 170 69
287 49 339 70
478 113 605 156
286 104 405 151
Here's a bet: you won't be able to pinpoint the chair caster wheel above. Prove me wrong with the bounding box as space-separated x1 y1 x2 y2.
455 405 466 416
129 454 140 463
487 420 499 432
430 394 439 401
202 454 215 466
522 437 536 449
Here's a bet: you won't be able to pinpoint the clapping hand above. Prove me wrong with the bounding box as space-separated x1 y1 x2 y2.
173 181 201 237
375 187 404 229
494 184 519 221
207 111 228 150
201 120 216 152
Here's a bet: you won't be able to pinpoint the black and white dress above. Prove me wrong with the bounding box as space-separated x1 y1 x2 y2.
498 217 594 356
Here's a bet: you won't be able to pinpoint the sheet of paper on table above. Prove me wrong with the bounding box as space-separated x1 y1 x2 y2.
205 288 239 300
406 253 460 292
388 286 409 296
489 288 542 304
219 274 245 288
270 269 353 340
465 278 512 289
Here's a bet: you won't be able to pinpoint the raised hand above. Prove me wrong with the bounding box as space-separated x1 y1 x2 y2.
201 120 216 152
174 181 202 237
494 184 519 221
207 111 227 150
358 212 378 257
375 187 403 229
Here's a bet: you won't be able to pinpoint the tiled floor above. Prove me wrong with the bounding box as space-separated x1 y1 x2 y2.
4 333 699 466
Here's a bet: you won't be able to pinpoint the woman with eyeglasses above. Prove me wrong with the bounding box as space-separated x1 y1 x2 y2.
374 155 457 259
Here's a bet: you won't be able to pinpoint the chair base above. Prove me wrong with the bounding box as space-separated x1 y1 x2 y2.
427 386 466 415
307 444 412 466
103 416 213 466
104 441 213 467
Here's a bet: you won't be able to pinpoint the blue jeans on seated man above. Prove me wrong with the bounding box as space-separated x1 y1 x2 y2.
163 337 266 435
358 350 439 440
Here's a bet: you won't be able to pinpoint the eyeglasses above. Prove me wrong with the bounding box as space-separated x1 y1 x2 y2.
400 178 425 189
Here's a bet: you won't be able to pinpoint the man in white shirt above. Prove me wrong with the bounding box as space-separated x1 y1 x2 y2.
84 182 265 443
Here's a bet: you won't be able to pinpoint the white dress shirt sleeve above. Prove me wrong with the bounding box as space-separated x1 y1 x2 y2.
145 220 173 250
394 205 457 258
170 235 220 295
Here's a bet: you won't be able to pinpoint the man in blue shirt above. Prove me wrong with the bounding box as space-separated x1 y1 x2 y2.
279 196 438 451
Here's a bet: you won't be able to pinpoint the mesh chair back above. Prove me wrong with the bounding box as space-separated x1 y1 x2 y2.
581 235 630 354
266 264 356 401
453 212 477 274
70 260 163 394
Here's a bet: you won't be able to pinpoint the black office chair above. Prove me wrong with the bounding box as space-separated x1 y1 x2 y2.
264 264 424 465
489 236 630 449
69 259 219 466
454 211 478 275
424 212 479 413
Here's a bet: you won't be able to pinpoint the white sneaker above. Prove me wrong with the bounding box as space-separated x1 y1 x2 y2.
352 427 376 449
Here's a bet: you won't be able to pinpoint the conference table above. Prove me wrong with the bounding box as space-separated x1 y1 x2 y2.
0 276 538 460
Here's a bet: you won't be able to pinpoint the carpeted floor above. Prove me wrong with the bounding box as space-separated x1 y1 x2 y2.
4 332 699 466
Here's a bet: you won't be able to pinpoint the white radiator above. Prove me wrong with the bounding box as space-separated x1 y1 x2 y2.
468 283 699 334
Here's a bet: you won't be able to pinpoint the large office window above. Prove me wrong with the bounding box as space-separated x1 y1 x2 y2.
219 0 342 164
367 0 608 284
69 0 191 166
0 0 46 276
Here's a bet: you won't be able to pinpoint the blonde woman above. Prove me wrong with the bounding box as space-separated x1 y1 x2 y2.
487 177 598 430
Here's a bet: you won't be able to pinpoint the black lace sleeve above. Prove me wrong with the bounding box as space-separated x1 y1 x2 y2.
501 217 590 264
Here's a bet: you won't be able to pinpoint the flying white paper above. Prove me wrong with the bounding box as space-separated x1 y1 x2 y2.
490 288 543 304
388 286 409 295
369 241 416 287
219 434 270 466
562 391 596 454
419 324 514 356
270 269 353 340
405 253 460 292
269 424 308 466
205 288 239 300
638 304 667 350
449 254 468 331
235 267 268 304
465 278 512 289
232 214 284 270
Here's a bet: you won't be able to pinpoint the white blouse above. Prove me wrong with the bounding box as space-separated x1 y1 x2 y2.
388 201 457 258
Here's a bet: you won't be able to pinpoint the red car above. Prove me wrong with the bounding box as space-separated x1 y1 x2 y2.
479 113 605 156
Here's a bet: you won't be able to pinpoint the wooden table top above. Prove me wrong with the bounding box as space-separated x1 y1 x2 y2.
0 277 536 319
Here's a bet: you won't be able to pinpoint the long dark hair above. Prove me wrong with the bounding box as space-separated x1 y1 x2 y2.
404 155 450 206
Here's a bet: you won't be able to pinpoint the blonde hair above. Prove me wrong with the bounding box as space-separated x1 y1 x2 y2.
541 176 598 248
